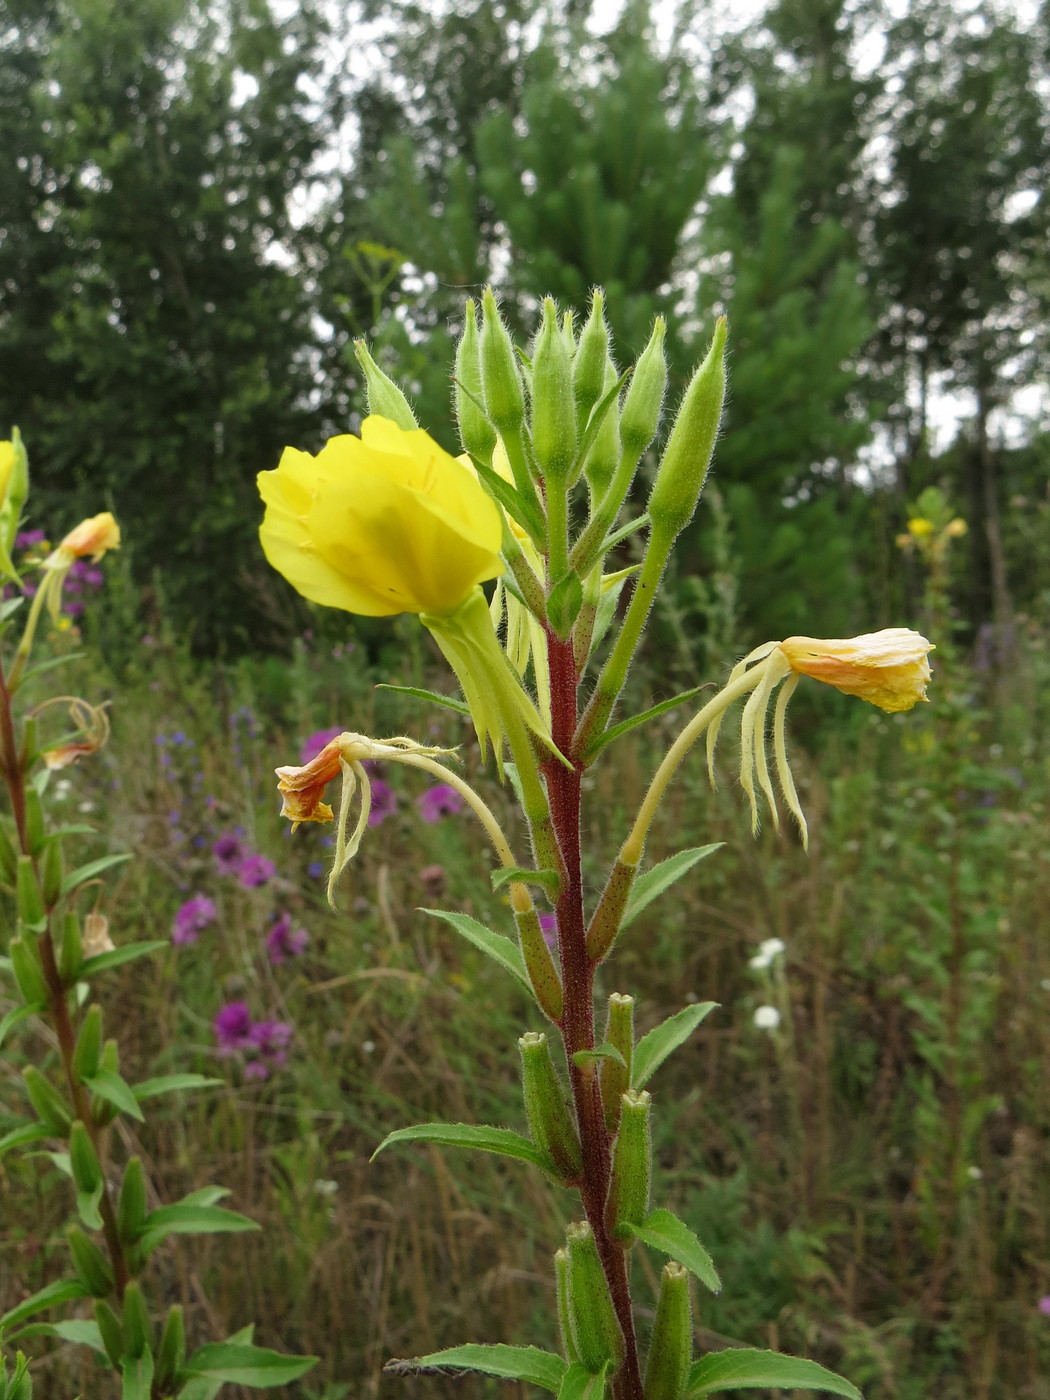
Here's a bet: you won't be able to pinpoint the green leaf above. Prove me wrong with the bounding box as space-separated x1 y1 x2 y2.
686 1349 863 1398
422 909 530 992
132 1074 224 1101
372 1122 556 1176
60 852 132 895
0 595 25 620
178 1185 231 1208
490 866 561 896
122 1348 154 1400
49 1318 107 1354
83 1069 145 1122
572 1042 628 1072
22 651 86 681
178 1342 317 1388
585 689 706 761
471 456 547 543
176 1326 254 1400
0 1277 89 1334
385 1344 567 1393
622 846 722 929
375 683 471 716
632 1003 719 1089
139 1202 259 1254
0 1003 36 1050
76 1180 104 1231
79 940 167 978
0 1123 50 1156
557 1362 610 1400
571 367 633 484
627 1208 721 1294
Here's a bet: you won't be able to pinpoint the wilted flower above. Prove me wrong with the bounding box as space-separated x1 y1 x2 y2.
82 912 115 958
49 513 121 563
237 853 276 888
265 911 309 964
753 1005 781 1031
41 697 110 770
171 894 218 946
300 726 343 765
778 630 933 714
417 783 465 823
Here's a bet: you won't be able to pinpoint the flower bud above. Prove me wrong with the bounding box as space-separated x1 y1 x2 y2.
15 856 43 929
353 339 418 431
122 1281 153 1359
620 318 667 459
531 298 576 482
93 1040 120 1126
606 1089 652 1240
643 1262 692 1400
41 836 63 910
67 1225 114 1297
155 1305 186 1389
72 1005 103 1083
480 288 525 435
94 1299 124 1367
647 318 727 543
0 819 18 882
454 299 497 463
70 1119 103 1196
554 1248 581 1364
583 359 621 500
117 1156 148 1245
58 912 83 984
9 937 47 1006
573 290 610 436
565 1221 625 1371
513 906 564 1022
23 789 44 856
519 1032 583 1182
599 993 634 1133
546 569 583 640
23 1066 72 1133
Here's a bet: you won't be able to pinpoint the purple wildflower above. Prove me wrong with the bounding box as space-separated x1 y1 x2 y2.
300 726 342 765
539 912 558 952
368 778 398 827
247 1019 294 1077
417 783 464 823
171 894 217 946
213 1001 254 1051
212 830 247 875
1039 1296 1050 1317
265 911 309 964
237 853 276 888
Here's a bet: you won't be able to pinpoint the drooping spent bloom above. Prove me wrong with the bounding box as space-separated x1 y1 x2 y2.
265 911 309 964
82 912 115 958
50 513 121 563
417 783 465 823
214 1001 255 1051
237 853 276 888
171 894 218 946
777 629 933 714
300 726 343 765
367 779 398 826
42 698 110 770
213 830 248 875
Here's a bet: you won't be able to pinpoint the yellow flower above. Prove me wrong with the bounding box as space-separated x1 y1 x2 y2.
50 512 120 563
907 517 935 538
779 629 933 713
0 441 14 504
258 415 503 617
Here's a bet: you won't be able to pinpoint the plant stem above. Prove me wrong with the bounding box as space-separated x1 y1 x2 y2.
544 631 643 1400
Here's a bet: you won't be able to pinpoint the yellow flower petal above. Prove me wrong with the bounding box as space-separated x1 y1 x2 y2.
779 628 933 712
54 512 120 562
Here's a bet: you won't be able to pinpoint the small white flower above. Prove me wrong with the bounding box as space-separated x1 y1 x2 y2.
53 779 72 801
313 1179 338 1197
967 1165 983 1181
78 800 95 813
1041 979 1050 992
748 937 786 970
753 1005 781 1030
362 1040 376 1054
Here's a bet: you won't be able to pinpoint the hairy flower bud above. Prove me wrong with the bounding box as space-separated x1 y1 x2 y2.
69 1119 103 1197
519 1032 583 1181
155 1305 186 1388
23 1066 72 1133
455 299 497 463
122 1282 153 1359
480 288 525 435
565 1221 625 1371
72 1005 103 1084
644 1262 692 1400
573 290 610 436
583 358 621 501
553 1248 581 1365
353 339 418 431
620 317 667 460
531 298 577 481
600 993 634 1132
117 1156 148 1246
9 937 47 1007
606 1089 652 1240
647 318 727 543
94 1300 124 1368
67 1225 115 1297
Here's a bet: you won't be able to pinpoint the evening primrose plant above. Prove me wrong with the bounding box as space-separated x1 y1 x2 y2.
0 431 315 1397
259 290 933 1400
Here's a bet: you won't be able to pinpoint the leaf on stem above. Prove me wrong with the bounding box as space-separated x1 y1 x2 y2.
585 690 707 762
79 940 168 978
83 1069 145 1122
632 1002 719 1089
374 684 471 716
385 1343 567 1393
132 1074 224 1102
0 1277 90 1334
176 1342 317 1388
571 1043 628 1072
422 909 531 992
490 866 561 897
372 1122 557 1176
622 846 722 928
138 1202 259 1255
625 1208 721 1293
557 1361 611 1400
60 852 132 896
685 1348 863 1398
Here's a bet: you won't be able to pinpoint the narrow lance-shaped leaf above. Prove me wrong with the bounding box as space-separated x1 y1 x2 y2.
622 846 723 929
632 1003 719 1089
372 1122 557 1176
686 1348 863 1398
385 1344 567 1394
625 1208 721 1294
422 909 530 992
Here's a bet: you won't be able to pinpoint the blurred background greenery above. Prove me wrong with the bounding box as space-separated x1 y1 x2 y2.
1 1 1049 1397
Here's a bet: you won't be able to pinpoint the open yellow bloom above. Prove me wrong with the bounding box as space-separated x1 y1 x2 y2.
779 629 933 713
258 415 503 617
50 512 121 563
0 441 14 504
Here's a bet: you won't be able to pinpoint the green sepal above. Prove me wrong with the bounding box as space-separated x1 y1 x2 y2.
67 1224 114 1296
9 937 48 1006
624 1208 720 1294
41 837 63 909
622 847 723 930
22 1066 72 1134
352 339 418 430
685 1349 862 1398
519 1032 583 1183
72 1005 103 1083
94 1299 125 1368
633 1004 720 1090
175 1341 317 1388
644 1262 692 1400
14 857 44 928
491 865 561 897
547 571 584 640
122 1282 153 1360
374 683 471 717
372 1121 557 1177
155 1305 186 1390
384 1344 566 1393
584 690 706 762
117 1157 148 1244
84 1069 145 1122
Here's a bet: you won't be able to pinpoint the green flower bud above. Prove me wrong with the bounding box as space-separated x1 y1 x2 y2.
531 297 576 481
554 1248 581 1364
599 993 634 1133
23 788 44 857
352 339 418 431
23 1066 72 1133
573 290 610 436
565 1221 625 1371
514 906 564 1022
480 288 525 435
519 1032 583 1182
643 1262 692 1400
607 1089 652 1240
93 1040 120 1126
454 299 497 463
561 309 576 356
647 318 727 543
117 1156 148 1245
9 936 47 1006
69 1119 102 1196
547 569 584 640
121 1281 153 1359
67 1225 114 1297
58 912 83 985
15 855 44 928
94 1299 125 1368
155 1305 186 1389
1 1349 32 1400
0 819 18 882
620 318 667 459
583 358 621 500
19 716 38 769
72 1005 103 1083
41 837 63 910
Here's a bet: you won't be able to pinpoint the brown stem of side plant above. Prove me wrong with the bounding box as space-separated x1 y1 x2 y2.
544 630 643 1400
0 654 131 1297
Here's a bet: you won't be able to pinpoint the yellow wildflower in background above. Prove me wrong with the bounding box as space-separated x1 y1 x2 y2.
258 415 503 617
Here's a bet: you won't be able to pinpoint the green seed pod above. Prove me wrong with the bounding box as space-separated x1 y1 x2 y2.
72 1005 103 1083
22 787 44 857
480 287 525 435
606 1089 652 1241
117 1156 148 1245
23 1066 72 1133
41 836 63 910
531 297 576 482
647 318 727 544
67 1225 114 1297
9 936 48 1006
513 906 563 1022
599 993 634 1133
155 1305 186 1389
58 911 83 985
454 299 497 463
69 1119 102 1196
15 855 44 927
643 1262 692 1400
620 317 668 459
121 1281 153 1359
94 1299 124 1368
352 339 418 431
0 819 18 882
554 1248 580 1364
583 358 622 501
565 1221 625 1371
519 1033 583 1182
573 290 610 436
